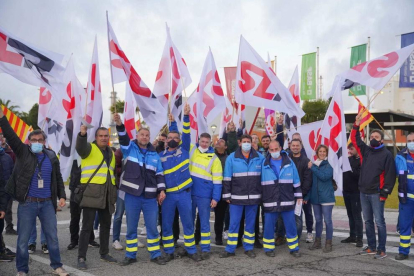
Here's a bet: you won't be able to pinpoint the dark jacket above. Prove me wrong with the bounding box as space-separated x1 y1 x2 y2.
0 116 66 213
289 152 312 196
69 159 81 202
222 127 244 154
0 150 13 211
114 148 123 187
76 133 117 213
215 151 228 171
343 155 361 193
304 160 335 205
353 125 396 199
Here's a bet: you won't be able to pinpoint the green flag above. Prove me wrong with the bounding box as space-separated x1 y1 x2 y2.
349 44 367 95
300 52 316 100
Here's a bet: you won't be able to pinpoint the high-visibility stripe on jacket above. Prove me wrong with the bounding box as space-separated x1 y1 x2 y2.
261 151 302 213
160 115 193 193
396 148 414 203
81 143 116 185
189 144 223 202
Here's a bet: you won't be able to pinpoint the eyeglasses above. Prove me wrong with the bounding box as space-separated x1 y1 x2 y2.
30 139 45 143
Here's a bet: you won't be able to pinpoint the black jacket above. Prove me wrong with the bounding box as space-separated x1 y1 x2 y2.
69 160 81 201
215 151 228 171
343 155 361 193
0 151 13 211
353 125 396 198
0 117 66 213
288 152 312 196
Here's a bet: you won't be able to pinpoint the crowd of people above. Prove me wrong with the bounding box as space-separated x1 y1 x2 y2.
0 105 413 276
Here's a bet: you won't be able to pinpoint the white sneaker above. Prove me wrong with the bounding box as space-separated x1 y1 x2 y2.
140 228 147 235
17 272 27 276
52 267 69 276
112 240 123 250
306 232 314 243
94 229 99 238
138 241 145 248
223 230 228 240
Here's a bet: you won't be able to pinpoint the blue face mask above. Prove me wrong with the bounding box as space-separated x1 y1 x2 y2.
408 142 414 151
241 143 251 152
271 151 281 159
31 143 43 153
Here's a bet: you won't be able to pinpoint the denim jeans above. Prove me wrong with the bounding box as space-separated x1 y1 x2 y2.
16 200 62 273
312 204 334 240
360 192 386 251
28 219 46 245
112 192 125 242
343 192 363 239
275 213 303 239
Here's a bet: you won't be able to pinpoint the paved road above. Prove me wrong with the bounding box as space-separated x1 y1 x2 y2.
1 200 413 276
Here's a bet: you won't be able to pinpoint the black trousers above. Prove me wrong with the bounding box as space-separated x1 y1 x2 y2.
343 192 363 239
5 198 13 230
69 200 95 245
0 218 4 252
214 200 228 242
302 201 314 233
159 207 180 242
78 206 111 259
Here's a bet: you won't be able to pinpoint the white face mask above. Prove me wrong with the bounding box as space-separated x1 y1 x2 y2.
198 146 208 153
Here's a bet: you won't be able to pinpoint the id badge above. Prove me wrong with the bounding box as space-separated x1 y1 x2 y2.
38 179 44 189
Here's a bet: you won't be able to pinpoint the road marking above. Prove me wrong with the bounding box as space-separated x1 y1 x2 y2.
7 246 96 276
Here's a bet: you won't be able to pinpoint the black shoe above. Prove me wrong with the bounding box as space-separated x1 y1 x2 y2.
275 237 286 246
120 257 137 266
77 258 87 270
219 251 235 258
215 240 223 246
356 239 363 248
341 237 356 243
201 252 210 260
28 244 36 254
89 241 100 248
236 242 243 248
5 248 15 257
67 243 77 250
0 253 13 262
5 228 17 235
151 256 166 265
164 253 174 262
100 254 117 263
254 240 263 249
174 247 187 258
244 250 256 258
41 244 49 254
290 250 301 258
188 253 202 262
395 253 408 261
265 251 275 257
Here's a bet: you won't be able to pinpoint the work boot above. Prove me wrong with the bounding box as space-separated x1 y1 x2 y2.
219 251 235 258
265 251 275 257
395 253 408 261
275 236 286 246
254 240 263 249
151 256 166 265
290 250 301 257
323 240 332 253
164 253 174 262
309 237 321 250
119 257 137 266
188 253 202 262
244 250 256 258
356 238 363 248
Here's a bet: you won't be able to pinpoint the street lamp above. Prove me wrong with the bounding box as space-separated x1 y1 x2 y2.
211 124 217 136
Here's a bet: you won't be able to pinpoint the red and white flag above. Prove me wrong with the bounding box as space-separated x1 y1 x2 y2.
59 58 83 181
235 36 305 118
287 120 324 160
123 84 138 139
187 91 199 144
219 96 233 138
223 66 245 131
85 36 103 142
153 24 192 129
107 17 166 141
288 65 300 104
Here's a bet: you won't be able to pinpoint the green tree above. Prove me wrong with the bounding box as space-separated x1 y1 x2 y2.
0 98 20 113
26 103 39 129
109 100 125 114
301 99 330 124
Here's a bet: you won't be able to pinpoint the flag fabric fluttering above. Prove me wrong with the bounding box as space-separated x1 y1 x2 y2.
286 120 323 160
223 66 245 130
219 96 233 138
187 91 199 144
107 17 166 141
0 105 32 142
284 65 302 139
264 53 275 136
85 36 103 142
123 84 138 139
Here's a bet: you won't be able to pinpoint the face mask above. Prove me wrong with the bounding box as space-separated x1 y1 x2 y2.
158 141 165 148
370 138 381 148
241 143 251 152
270 151 281 159
407 142 414 151
198 146 208 153
167 140 179 148
31 143 43 153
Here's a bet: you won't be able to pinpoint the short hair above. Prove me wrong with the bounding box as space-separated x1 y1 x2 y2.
199 133 211 140
406 132 414 138
291 138 301 145
316 144 329 156
218 138 227 146
261 135 271 141
292 132 301 138
370 129 384 140
28 129 47 140
240 134 252 142
95 127 109 137
348 142 355 149
137 127 150 134
160 133 167 138
168 130 180 136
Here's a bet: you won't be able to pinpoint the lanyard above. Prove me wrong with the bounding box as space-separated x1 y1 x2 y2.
37 154 46 180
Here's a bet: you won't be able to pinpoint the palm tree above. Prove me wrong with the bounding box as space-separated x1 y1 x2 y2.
0 98 20 113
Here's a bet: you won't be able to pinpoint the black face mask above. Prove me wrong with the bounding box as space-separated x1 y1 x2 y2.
167 140 179 148
158 141 165 148
370 138 381 148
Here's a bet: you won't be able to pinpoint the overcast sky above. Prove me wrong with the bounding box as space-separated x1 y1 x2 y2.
1 0 413 126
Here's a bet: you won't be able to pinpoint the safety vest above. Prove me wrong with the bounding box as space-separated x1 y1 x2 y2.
81 144 116 185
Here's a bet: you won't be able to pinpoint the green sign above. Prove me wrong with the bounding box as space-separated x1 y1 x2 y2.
300 53 316 100
349 44 367 95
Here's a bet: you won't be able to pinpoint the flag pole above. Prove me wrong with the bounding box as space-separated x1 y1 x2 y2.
106 11 116 115
274 55 277 74
316 47 320 100
366 37 371 141
249 107 261 135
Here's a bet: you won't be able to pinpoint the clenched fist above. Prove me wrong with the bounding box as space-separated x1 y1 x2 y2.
114 113 122 126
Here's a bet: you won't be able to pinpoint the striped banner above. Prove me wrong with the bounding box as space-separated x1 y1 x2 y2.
1 105 33 142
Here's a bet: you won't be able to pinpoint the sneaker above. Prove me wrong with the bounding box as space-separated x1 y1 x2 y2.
0 252 13 262
120 257 137 266
52 267 69 276
359 246 376 255
356 239 363 248
395 253 409 260
94 229 99 238
140 228 147 235
112 240 123 250
219 251 235 258
6 228 18 235
5 248 16 257
341 237 356 243
374 250 387 259
89 241 100 248
41 244 49 254
137 241 145 248
77 258 87 270
215 239 224 246
100 254 117 263
223 231 228 240
67 243 77 250
17 272 27 276
151 256 166 265
306 233 314 243
28 244 36 254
